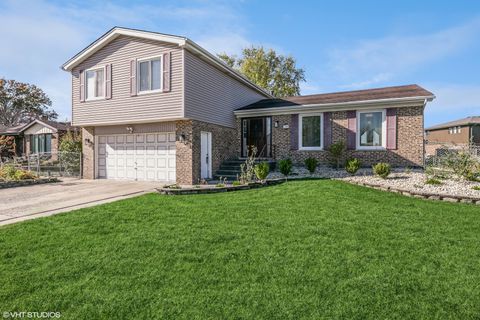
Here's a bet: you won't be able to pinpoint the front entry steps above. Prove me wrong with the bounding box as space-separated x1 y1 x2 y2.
214 158 276 181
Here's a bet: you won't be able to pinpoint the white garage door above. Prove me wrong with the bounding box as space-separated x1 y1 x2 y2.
97 132 176 182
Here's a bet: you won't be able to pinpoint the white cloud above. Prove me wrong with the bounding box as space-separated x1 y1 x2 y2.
328 18 480 89
424 83 480 127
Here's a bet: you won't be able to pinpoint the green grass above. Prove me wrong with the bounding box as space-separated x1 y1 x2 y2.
1 180 480 319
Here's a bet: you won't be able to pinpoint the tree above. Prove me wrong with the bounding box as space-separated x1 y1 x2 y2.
0 79 57 127
218 47 305 97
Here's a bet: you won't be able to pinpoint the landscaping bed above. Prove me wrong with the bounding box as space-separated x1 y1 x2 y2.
0 177 59 189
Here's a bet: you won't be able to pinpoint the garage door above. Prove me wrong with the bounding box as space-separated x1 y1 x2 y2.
97 132 176 182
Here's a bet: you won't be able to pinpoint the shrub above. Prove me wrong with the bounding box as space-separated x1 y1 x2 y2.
304 157 318 174
425 178 443 185
254 162 270 181
345 158 361 175
373 162 391 179
328 141 345 169
472 186 480 191
239 146 257 184
0 165 37 181
232 181 241 186
443 150 480 181
59 131 82 176
278 158 293 177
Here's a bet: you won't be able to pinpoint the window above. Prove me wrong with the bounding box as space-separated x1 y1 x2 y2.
457 126 461 133
299 114 323 150
453 126 458 134
449 127 453 134
357 110 386 149
85 68 104 100
30 134 52 154
138 57 162 93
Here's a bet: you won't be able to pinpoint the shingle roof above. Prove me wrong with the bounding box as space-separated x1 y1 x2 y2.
425 116 480 131
0 120 74 135
236 84 434 111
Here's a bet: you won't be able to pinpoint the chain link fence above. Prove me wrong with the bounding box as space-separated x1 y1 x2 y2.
425 142 480 167
1 152 82 177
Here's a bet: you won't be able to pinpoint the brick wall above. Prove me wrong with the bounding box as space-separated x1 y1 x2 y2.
239 105 425 167
176 120 237 185
82 127 95 179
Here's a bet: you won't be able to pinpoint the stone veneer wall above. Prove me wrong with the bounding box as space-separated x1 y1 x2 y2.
237 105 425 167
176 120 237 185
81 127 95 179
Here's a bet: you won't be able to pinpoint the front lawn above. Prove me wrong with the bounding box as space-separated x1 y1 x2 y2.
1 180 479 319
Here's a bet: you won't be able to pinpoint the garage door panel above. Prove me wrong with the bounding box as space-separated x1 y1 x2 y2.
98 132 176 182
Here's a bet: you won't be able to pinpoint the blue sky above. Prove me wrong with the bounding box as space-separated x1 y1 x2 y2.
1 0 479 127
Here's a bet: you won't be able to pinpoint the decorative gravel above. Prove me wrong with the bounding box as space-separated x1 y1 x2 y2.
268 166 480 200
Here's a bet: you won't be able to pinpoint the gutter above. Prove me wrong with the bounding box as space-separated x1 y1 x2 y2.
234 95 435 117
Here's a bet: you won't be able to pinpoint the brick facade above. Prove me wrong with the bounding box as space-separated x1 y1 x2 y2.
237 105 425 167
176 120 237 185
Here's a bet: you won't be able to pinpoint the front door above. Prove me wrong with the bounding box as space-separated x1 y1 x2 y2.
201 131 212 179
242 117 272 157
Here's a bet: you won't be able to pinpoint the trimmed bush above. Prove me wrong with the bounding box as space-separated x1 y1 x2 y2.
425 178 443 185
254 162 270 181
373 162 391 179
278 159 293 177
345 158 361 175
328 141 345 169
304 157 318 174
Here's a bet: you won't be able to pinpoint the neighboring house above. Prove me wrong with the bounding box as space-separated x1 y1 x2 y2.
62 27 435 184
0 119 75 156
425 116 480 156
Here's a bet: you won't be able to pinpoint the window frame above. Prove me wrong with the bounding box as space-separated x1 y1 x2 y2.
85 67 105 101
356 109 387 150
137 55 163 95
298 113 323 151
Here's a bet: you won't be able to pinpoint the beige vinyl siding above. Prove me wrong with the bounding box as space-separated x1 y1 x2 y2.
24 123 54 135
72 35 183 126
183 50 267 128
94 122 176 135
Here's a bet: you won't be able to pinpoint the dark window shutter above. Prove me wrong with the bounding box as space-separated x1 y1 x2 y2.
105 64 112 99
386 108 397 149
130 59 137 96
163 52 171 92
79 70 85 102
323 112 332 148
290 114 299 150
346 110 356 150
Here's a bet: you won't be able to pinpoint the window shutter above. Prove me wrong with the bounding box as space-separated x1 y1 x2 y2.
290 114 299 150
163 52 171 92
386 108 397 149
323 112 332 148
79 70 85 102
130 59 137 96
346 110 356 150
105 64 112 99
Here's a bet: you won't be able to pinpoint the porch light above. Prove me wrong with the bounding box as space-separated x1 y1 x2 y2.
178 133 186 143
274 121 279 128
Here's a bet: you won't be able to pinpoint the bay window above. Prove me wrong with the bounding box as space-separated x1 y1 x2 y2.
299 114 323 150
357 110 386 149
85 68 104 100
138 57 162 93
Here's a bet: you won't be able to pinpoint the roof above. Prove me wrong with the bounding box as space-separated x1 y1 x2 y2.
237 84 435 111
425 116 480 131
0 119 73 135
61 26 272 98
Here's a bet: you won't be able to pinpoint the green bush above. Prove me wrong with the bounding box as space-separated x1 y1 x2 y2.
278 159 293 177
0 165 37 181
472 186 480 191
328 141 345 169
345 158 361 175
254 162 270 181
232 181 242 186
425 178 443 185
443 150 480 181
373 162 391 179
304 157 318 174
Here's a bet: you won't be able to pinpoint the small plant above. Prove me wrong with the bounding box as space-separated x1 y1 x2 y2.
254 162 270 181
193 185 201 189
168 184 181 189
239 146 257 184
304 157 318 174
216 176 227 187
278 158 293 177
0 165 37 181
404 166 412 174
345 158 361 175
425 178 443 185
215 183 225 188
472 186 480 191
328 141 346 169
232 180 241 186
373 162 391 179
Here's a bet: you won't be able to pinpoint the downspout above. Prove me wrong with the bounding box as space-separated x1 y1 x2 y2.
422 98 427 168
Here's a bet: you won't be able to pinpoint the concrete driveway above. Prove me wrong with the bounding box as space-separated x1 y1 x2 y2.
0 178 161 226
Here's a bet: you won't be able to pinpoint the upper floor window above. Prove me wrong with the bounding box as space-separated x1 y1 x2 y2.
86 68 104 100
357 110 386 149
299 114 323 150
138 57 162 93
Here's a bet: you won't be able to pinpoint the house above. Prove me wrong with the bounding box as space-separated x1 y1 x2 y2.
0 119 75 156
61 27 435 184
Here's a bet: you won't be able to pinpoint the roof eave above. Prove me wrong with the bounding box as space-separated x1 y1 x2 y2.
234 95 435 117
